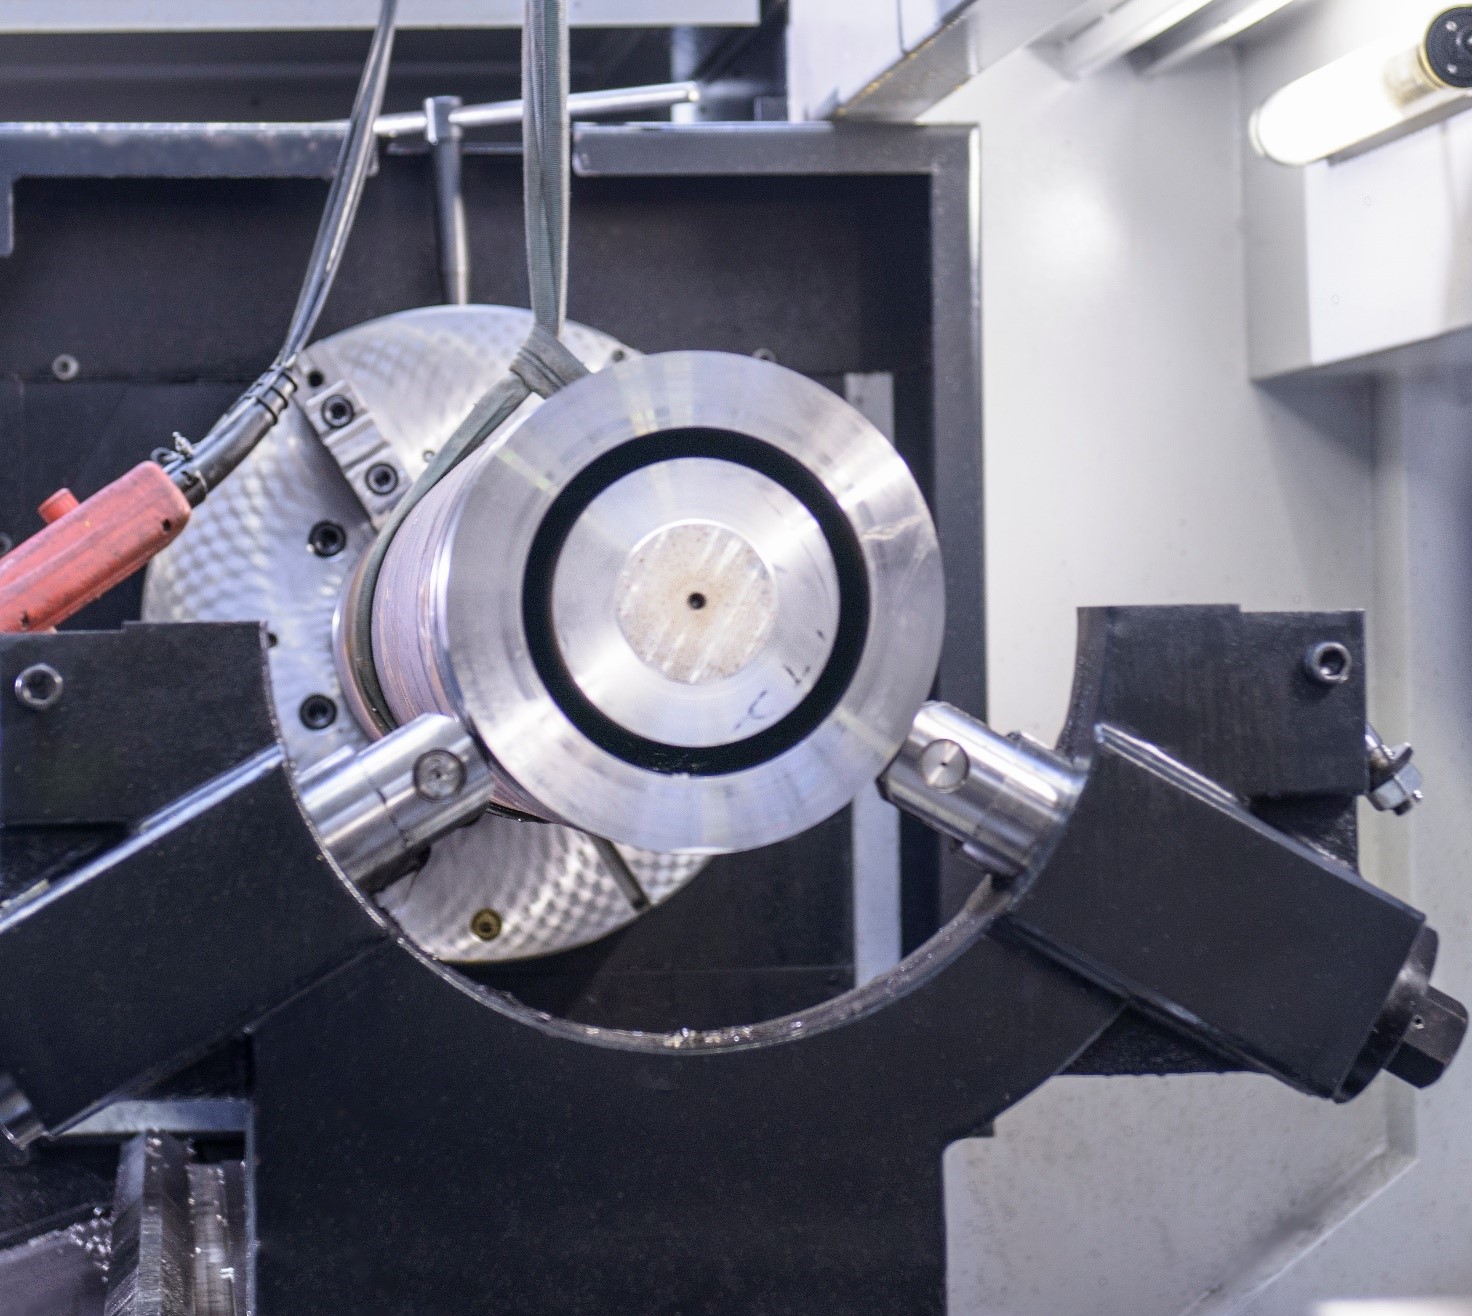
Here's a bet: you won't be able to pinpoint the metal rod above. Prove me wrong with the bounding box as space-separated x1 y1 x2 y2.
377 79 700 137
0 81 700 150
881 703 1083 880
589 836 651 912
425 95 470 304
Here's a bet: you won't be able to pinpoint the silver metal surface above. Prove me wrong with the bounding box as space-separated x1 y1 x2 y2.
294 371 408 528
0 1071 44 1164
104 1133 194 1316
425 95 469 306
376 822 700 960
373 350 946 853
186 1161 246 1316
61 1100 250 1141
100 1133 246 1316
376 80 702 138
1366 723 1426 816
844 371 903 986
550 457 840 747
881 702 1083 879
300 713 496 888
144 304 706 961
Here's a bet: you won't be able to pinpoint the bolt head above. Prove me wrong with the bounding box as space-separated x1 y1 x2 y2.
413 748 466 802
1387 986 1468 1089
321 394 355 428
299 694 338 730
365 462 400 496
1303 640 1353 686
919 738 969 793
470 907 503 941
13 664 63 711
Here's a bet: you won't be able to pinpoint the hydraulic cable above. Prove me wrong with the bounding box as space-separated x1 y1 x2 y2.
345 0 587 734
0 0 399 633
171 0 400 503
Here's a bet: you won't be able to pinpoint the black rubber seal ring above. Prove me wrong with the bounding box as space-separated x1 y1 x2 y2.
522 428 870 777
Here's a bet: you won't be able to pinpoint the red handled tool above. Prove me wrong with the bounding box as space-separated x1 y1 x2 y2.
0 463 191 632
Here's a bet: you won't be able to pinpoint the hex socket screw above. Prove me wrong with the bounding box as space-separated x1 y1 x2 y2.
308 521 348 558
1303 641 1353 686
299 694 338 730
365 463 400 496
413 748 466 801
321 394 355 428
13 664 63 711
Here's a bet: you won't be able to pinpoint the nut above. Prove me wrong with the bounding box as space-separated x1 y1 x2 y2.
1386 987 1468 1088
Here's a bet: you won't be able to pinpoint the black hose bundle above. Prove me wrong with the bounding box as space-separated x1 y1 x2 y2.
346 0 587 733
175 0 400 502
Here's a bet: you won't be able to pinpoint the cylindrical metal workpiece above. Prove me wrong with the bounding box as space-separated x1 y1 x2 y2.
300 712 496 886
365 351 946 854
881 702 1083 877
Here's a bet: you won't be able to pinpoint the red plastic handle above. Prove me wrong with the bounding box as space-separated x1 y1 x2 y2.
0 462 192 633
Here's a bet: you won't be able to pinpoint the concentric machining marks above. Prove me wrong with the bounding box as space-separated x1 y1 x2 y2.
371 350 947 856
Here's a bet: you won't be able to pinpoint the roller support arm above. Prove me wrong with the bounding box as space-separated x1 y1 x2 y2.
882 700 1466 1100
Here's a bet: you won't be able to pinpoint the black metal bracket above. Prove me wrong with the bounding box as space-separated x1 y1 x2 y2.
0 122 343 258
0 605 1461 1313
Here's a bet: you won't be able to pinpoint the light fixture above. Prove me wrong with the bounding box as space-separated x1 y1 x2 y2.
1251 6 1472 166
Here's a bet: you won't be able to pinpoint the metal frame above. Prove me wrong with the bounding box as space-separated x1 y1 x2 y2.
0 122 341 257
0 121 985 719
0 1 761 32
0 602 1422 1314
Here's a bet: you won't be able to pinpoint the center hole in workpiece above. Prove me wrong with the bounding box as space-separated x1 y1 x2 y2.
687 592 707 611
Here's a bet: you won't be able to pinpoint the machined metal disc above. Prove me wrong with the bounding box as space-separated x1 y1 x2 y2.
143 304 706 962
550 457 841 748
371 350 946 854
